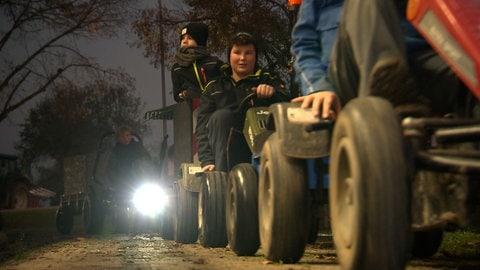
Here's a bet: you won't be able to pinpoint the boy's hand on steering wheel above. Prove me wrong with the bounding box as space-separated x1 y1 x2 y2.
291 91 342 119
252 84 275 98
202 164 215 172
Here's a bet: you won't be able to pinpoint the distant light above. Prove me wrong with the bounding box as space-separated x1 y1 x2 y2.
133 183 168 216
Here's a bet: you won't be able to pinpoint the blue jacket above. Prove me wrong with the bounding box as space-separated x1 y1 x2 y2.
291 0 430 97
291 0 343 96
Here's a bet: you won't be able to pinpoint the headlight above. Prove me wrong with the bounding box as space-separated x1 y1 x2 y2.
133 183 168 216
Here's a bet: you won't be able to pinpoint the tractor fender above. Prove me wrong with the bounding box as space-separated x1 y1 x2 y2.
243 107 272 156
266 102 331 159
178 163 203 193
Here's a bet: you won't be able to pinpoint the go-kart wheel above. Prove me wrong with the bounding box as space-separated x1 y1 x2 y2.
113 207 130 234
411 230 443 258
307 209 320 245
159 186 175 240
160 209 175 240
198 171 228 247
174 181 199 243
329 97 409 270
83 194 104 234
56 205 74 235
259 132 308 263
226 163 259 256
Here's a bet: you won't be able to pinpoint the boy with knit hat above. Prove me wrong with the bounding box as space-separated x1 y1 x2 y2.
171 22 223 103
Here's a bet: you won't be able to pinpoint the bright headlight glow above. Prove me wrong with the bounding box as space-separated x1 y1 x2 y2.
133 183 168 216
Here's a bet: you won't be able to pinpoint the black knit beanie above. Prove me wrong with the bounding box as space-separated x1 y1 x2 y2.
181 22 209 46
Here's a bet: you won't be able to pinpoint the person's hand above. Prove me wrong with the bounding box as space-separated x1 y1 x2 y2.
179 90 187 100
252 84 275 98
202 164 215 172
291 91 342 119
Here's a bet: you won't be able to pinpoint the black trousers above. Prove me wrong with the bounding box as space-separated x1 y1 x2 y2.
206 109 250 172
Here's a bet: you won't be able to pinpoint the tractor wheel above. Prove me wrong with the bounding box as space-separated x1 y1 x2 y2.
259 132 308 263
411 230 443 258
9 182 29 209
329 97 409 270
226 163 259 255
174 181 199 243
198 171 228 247
83 194 104 234
56 205 74 234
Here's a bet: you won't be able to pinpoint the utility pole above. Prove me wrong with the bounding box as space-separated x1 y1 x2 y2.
158 0 167 138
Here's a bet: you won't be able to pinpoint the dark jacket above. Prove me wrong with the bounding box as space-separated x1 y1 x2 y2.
171 54 223 103
107 140 151 189
196 66 290 167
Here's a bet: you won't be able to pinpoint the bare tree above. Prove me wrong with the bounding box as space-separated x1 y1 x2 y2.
0 0 140 123
16 74 146 195
17 72 144 162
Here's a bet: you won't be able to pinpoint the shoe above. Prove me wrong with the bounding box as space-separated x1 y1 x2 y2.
369 55 429 108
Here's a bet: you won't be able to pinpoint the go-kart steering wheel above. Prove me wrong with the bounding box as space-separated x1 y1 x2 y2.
237 91 257 113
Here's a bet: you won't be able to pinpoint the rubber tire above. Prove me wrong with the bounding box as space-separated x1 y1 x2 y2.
56 205 74 234
113 207 130 234
329 97 409 270
83 194 104 234
227 163 260 255
9 182 29 209
198 171 228 247
411 230 443 258
160 210 175 240
307 209 320 244
159 186 175 240
259 132 308 263
174 181 199 243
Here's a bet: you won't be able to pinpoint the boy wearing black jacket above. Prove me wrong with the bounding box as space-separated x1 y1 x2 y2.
171 22 223 103
196 32 290 172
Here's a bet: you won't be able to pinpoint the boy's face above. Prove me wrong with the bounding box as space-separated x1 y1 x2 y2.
180 34 198 48
230 43 256 80
118 131 132 145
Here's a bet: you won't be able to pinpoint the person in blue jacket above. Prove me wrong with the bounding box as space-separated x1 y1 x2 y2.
291 0 461 118
291 0 343 119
